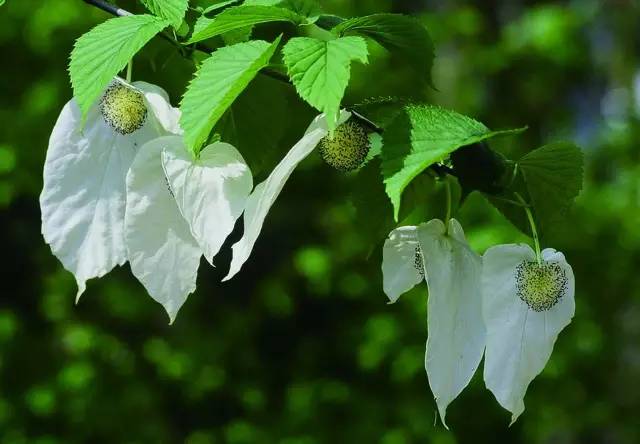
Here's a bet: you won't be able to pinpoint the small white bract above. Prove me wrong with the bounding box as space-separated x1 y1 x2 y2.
482 244 575 424
40 78 180 300
382 218 485 428
223 110 352 281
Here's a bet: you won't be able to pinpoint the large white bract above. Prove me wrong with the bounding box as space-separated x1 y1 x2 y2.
162 140 253 265
382 218 485 427
40 79 180 300
482 245 575 424
125 136 203 324
224 110 352 281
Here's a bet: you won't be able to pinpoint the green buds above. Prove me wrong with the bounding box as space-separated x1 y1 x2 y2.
100 82 147 135
319 119 370 172
515 261 568 312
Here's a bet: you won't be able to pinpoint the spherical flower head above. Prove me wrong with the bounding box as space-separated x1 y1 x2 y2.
515 260 568 312
100 82 148 135
318 120 370 172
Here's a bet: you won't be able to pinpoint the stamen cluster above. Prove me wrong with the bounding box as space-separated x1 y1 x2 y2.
515 261 568 311
318 120 370 172
100 83 147 135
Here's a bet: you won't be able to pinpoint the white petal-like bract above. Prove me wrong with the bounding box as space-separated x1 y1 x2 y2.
224 111 351 281
382 225 423 303
482 244 575 424
40 80 180 300
125 136 202 323
162 141 252 265
419 219 485 427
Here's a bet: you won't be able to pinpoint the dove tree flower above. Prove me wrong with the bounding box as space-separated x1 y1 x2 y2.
382 218 486 427
224 110 370 281
40 78 180 300
482 244 575 424
125 135 253 323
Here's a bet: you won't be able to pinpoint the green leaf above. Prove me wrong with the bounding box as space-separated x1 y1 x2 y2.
281 0 322 21
188 5 301 43
282 36 368 130
381 105 525 220
180 38 281 155
203 0 241 14
333 13 434 85
519 142 584 234
140 0 188 27
69 14 169 120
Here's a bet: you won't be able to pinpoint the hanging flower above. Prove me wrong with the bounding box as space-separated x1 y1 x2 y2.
40 78 180 300
382 218 485 427
482 244 575 424
125 135 253 323
223 110 370 281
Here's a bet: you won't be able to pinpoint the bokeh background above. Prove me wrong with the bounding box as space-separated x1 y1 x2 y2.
1 0 640 442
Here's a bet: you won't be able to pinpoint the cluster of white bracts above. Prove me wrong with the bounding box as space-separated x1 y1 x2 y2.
382 219 575 426
40 79 351 323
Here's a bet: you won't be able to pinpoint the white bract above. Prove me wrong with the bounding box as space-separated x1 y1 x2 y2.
125 136 202 323
482 245 574 424
162 140 253 265
382 218 485 427
125 135 254 322
40 79 180 300
224 110 351 281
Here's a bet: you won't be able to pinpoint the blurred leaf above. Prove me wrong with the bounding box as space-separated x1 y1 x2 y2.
450 141 509 199
69 14 169 119
381 104 525 220
350 158 395 248
349 96 407 130
333 13 435 85
189 5 302 43
520 141 584 235
282 36 368 130
140 0 188 27
216 75 289 175
180 38 280 155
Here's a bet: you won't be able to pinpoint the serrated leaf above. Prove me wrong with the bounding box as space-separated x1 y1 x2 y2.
69 14 169 120
140 0 188 27
189 5 301 43
180 38 281 155
520 142 584 234
333 13 434 85
282 36 368 130
381 105 525 220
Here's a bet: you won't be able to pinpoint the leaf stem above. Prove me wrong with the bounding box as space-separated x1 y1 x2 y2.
514 192 542 265
126 59 132 83
444 177 452 225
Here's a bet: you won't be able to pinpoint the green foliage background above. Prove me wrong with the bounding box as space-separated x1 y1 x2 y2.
1 0 639 442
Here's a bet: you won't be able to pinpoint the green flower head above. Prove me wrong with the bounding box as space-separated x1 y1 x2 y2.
318 119 370 172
